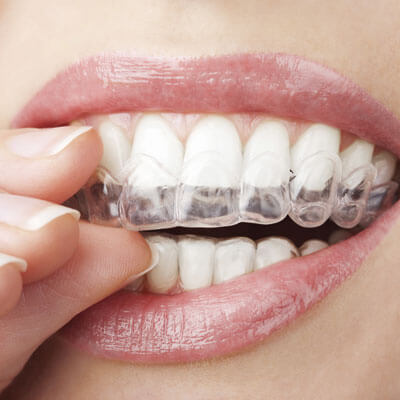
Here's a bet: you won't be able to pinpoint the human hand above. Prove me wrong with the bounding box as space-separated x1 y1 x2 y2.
0 126 152 392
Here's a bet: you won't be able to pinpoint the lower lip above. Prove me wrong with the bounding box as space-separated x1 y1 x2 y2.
62 201 400 363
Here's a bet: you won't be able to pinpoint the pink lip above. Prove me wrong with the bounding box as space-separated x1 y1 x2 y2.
13 53 400 363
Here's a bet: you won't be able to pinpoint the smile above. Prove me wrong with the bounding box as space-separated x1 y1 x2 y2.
13 53 400 363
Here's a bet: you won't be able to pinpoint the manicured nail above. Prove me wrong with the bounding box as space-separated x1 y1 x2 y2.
0 193 80 231
0 253 27 272
4 126 93 158
125 241 160 285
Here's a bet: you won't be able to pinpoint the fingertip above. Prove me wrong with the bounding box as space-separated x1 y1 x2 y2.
75 223 155 287
62 127 103 173
39 128 103 203
130 231 154 273
0 127 103 203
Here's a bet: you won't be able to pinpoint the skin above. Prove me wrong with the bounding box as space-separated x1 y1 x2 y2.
0 0 400 398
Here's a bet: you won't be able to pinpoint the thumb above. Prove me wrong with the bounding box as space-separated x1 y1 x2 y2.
0 223 154 389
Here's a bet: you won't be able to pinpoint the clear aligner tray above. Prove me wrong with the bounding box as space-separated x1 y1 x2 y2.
70 150 398 230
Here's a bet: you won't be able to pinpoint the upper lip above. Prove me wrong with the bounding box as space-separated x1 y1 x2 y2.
12 52 400 155
14 52 400 363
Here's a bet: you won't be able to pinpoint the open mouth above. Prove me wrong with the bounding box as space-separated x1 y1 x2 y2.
67 111 398 293
13 53 400 363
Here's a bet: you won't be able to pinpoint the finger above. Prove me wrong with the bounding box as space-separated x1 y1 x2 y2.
0 193 80 283
0 255 25 317
0 223 154 387
0 126 102 203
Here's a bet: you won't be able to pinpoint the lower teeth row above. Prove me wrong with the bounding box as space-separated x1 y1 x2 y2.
128 233 343 294
72 151 398 230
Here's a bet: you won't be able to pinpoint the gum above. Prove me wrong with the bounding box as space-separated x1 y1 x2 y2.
77 151 397 230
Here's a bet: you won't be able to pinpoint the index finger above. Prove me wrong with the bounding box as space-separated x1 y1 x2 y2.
0 126 102 203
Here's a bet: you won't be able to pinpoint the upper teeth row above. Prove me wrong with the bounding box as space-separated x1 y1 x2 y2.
78 114 398 230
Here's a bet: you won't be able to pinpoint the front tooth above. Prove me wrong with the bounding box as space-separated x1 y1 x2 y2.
372 150 397 186
131 114 184 180
240 121 291 224
299 239 328 256
340 139 374 180
255 237 298 270
145 235 179 294
289 124 341 227
178 236 215 291
182 116 242 185
291 124 341 183
213 238 255 284
119 114 184 230
178 115 242 227
243 121 290 182
97 120 131 180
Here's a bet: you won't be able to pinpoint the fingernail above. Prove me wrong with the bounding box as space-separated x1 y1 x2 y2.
0 253 27 272
125 241 160 285
4 126 93 158
0 193 80 231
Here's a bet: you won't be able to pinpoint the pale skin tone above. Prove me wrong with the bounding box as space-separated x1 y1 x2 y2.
0 0 400 398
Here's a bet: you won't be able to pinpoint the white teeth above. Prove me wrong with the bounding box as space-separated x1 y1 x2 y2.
181 116 242 187
255 237 299 270
119 114 183 230
178 236 215 291
130 114 184 186
340 139 374 180
299 239 328 256
177 116 242 227
97 120 131 179
328 229 351 245
145 235 179 294
372 150 397 186
128 234 346 293
213 237 255 284
289 124 341 228
243 121 290 186
291 124 341 168
75 111 397 232
291 124 341 191
332 139 376 229
240 121 291 224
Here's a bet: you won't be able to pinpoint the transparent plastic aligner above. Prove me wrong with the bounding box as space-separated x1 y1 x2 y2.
82 167 122 227
63 192 89 220
331 164 377 229
289 151 341 228
177 152 240 227
119 154 178 230
359 180 398 227
240 152 290 224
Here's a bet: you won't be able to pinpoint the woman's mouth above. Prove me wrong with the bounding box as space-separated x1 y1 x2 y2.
13 53 400 363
